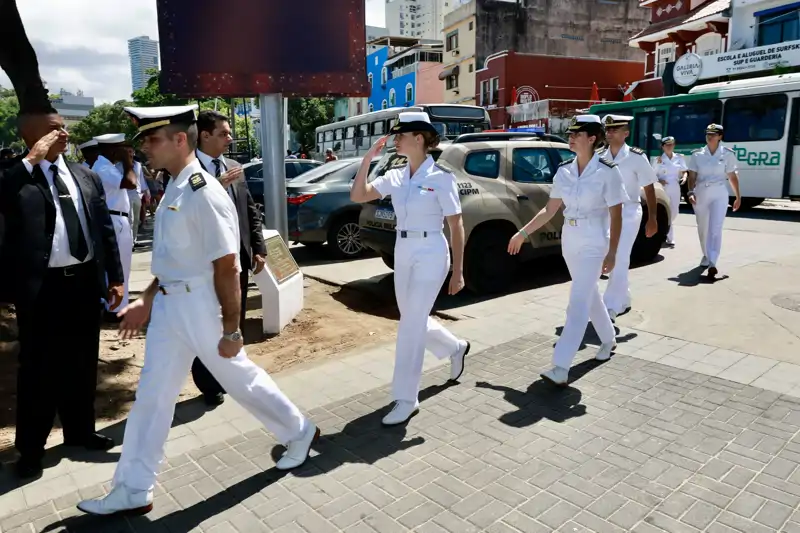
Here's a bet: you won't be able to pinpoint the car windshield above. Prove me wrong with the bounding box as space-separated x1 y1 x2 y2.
292 160 360 184
243 162 262 180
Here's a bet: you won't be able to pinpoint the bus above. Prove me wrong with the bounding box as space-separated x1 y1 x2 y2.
314 104 491 160
590 73 800 208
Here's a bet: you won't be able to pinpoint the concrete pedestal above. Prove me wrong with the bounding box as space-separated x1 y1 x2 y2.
252 229 303 334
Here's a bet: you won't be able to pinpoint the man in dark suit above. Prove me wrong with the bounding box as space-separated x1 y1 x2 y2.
193 110 266 406
0 108 124 478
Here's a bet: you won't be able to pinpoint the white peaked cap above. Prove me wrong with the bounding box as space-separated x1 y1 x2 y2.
77 139 98 150
94 133 127 144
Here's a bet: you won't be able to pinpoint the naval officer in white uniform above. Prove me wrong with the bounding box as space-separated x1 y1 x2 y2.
78 105 318 517
92 133 136 313
350 112 470 426
508 115 628 385
686 123 741 278
599 115 659 321
653 136 687 246
77 139 99 169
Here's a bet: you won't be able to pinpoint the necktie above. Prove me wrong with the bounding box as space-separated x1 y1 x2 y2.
50 164 89 261
212 159 222 178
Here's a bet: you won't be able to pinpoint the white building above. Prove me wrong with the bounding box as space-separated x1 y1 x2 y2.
729 0 800 51
51 92 95 127
385 0 449 40
367 25 390 53
128 36 160 94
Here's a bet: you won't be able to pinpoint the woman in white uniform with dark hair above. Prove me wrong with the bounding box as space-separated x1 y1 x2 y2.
508 115 628 385
653 136 687 247
686 123 741 278
351 111 470 425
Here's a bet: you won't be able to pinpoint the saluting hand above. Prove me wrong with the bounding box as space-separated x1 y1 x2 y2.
220 167 244 188
367 136 388 158
25 130 61 166
118 298 151 340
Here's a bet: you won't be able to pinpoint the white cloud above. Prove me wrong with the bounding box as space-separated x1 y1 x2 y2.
0 0 387 105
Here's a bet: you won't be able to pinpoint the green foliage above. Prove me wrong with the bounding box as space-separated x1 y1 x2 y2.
68 101 138 145
131 69 189 107
287 98 334 151
0 86 21 148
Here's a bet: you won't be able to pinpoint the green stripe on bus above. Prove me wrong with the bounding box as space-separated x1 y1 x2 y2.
589 91 722 114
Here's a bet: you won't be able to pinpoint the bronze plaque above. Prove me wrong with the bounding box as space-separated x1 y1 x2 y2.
265 235 300 284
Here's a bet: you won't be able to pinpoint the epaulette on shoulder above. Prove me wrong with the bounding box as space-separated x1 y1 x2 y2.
558 157 575 167
723 146 734 153
188 172 207 191
434 161 454 174
629 146 645 155
599 158 617 168
691 148 703 154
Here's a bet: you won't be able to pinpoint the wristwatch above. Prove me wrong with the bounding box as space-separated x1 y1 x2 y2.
223 329 243 342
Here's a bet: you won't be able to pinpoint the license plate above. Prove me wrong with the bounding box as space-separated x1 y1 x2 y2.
375 208 395 221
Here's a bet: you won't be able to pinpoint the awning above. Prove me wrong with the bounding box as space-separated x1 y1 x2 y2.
438 65 460 80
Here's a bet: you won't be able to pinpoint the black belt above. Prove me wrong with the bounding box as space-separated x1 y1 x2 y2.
47 260 94 277
109 210 129 217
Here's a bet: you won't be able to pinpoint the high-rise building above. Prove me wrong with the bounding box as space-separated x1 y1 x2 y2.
385 0 449 40
128 36 160 94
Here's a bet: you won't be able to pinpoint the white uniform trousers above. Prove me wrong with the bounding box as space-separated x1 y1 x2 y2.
664 181 681 244
694 181 729 266
392 234 460 403
128 190 142 245
603 202 641 314
554 220 616 370
107 214 133 311
111 280 307 491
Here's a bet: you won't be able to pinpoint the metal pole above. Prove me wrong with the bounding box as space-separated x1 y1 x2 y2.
259 93 288 242
284 97 289 154
244 99 251 160
230 98 237 154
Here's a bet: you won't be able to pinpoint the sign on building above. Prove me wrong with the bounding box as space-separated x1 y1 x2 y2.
700 40 800 80
673 53 702 86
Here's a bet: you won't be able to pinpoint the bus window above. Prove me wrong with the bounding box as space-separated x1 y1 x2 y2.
667 101 722 145
324 130 333 142
358 124 370 147
317 132 323 143
334 129 343 141
373 120 385 135
723 94 788 142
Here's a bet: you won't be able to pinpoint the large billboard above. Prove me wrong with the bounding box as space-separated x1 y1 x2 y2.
156 0 370 98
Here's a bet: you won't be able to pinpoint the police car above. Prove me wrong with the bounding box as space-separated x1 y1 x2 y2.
359 132 673 295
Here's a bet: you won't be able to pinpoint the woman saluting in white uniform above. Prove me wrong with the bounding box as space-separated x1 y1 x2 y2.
653 136 687 247
351 112 470 425
686 123 741 278
508 115 628 385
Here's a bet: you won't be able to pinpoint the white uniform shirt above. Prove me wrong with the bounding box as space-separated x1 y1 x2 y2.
653 152 688 185
601 144 657 205
151 158 240 283
92 155 131 214
134 161 149 198
686 144 738 185
21 155 94 266
550 154 629 220
371 156 461 231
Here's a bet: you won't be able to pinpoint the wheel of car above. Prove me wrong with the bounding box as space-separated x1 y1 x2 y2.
632 205 669 264
380 252 394 270
327 215 365 259
464 227 518 295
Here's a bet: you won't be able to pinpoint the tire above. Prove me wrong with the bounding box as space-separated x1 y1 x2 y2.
327 214 365 259
464 227 518 295
631 205 668 264
380 252 395 270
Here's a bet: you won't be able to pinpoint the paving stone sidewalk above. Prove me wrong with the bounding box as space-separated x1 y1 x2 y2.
5 331 800 532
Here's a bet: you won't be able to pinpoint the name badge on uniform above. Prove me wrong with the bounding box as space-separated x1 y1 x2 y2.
418 185 435 193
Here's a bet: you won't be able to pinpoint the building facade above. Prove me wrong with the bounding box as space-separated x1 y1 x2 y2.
128 36 160 94
476 51 645 129
385 0 448 40
440 0 478 104
366 37 444 112
51 91 95 127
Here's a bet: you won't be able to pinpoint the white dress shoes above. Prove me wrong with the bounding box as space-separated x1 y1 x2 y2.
540 366 569 386
77 485 153 516
276 422 319 470
382 400 419 426
595 341 617 362
450 340 470 381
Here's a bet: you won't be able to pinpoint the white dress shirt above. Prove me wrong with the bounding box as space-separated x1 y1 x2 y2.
196 150 227 177
687 144 739 186
550 155 629 220
654 152 688 185
601 144 658 206
93 155 131 214
22 155 94 267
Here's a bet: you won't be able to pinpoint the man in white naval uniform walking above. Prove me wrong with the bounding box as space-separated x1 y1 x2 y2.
77 105 319 517
92 133 136 315
599 115 659 321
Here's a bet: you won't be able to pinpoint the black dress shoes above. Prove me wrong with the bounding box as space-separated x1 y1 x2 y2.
204 393 225 407
14 456 43 480
65 433 115 451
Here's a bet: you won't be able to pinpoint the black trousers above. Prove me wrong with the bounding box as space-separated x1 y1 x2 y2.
191 257 249 397
15 261 102 460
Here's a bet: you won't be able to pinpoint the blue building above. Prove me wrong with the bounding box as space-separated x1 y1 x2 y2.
367 37 443 113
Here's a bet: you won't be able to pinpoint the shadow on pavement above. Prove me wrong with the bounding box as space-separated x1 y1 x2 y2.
668 266 731 287
552 323 637 352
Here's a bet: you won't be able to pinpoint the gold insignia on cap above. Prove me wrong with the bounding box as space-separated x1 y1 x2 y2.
569 117 578 126
604 116 614 125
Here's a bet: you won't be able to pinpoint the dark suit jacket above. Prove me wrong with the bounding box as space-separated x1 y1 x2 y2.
0 159 124 309
196 154 267 269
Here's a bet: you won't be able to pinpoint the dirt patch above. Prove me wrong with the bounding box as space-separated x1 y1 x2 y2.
0 278 428 455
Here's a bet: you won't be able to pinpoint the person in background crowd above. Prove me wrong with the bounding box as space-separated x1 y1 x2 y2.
286 149 297 159
653 136 687 247
77 104 318 516
0 148 14 161
508 115 626 386
124 147 150 249
77 139 100 169
92 134 136 319
350 112 470 426
686 123 741 278
192 110 267 406
325 148 337 163
599 114 658 322
0 107 123 478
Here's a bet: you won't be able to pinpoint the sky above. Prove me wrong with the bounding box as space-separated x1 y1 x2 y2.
0 0 386 105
